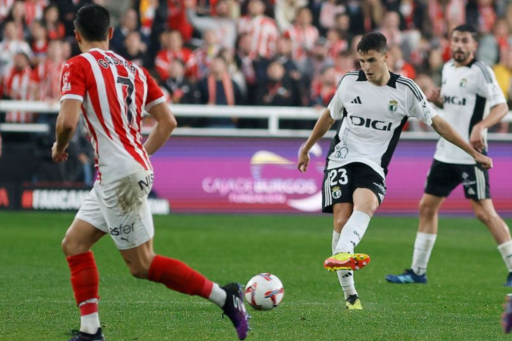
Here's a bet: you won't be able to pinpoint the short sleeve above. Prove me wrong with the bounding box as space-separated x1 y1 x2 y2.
327 77 346 120
405 79 437 125
144 69 165 111
60 58 87 103
475 63 507 108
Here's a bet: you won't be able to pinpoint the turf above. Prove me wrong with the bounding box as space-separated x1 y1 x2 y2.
0 212 511 341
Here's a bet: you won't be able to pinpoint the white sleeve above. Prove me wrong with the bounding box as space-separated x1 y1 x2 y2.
327 78 346 120
405 79 438 125
476 63 507 107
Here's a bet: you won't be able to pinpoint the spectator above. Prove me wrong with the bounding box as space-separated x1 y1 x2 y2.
274 0 307 32
192 29 221 79
319 0 346 34
119 31 145 65
111 9 144 54
154 30 195 81
167 0 194 42
31 39 65 102
29 20 48 65
379 11 402 47
283 7 319 62
54 0 89 37
387 43 416 79
309 65 337 108
5 1 30 40
2 51 34 123
185 0 238 49
326 28 348 62
42 4 66 40
256 60 300 107
428 0 466 37
162 58 198 105
0 0 15 23
24 0 49 26
197 55 243 127
0 21 33 77
425 47 443 85
235 33 268 105
237 0 279 59
334 13 351 42
477 19 512 66
219 47 246 97
333 50 355 83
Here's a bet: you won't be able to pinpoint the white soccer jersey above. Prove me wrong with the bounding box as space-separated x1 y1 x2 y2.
327 70 437 179
60 48 165 183
434 59 506 164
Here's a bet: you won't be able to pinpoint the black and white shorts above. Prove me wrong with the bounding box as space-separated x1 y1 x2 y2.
424 159 490 200
321 162 386 213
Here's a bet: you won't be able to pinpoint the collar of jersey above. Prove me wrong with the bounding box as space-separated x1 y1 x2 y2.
356 70 399 88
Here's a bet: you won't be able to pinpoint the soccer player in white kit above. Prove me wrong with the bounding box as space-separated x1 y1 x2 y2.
297 32 492 309
52 4 249 341
386 25 512 286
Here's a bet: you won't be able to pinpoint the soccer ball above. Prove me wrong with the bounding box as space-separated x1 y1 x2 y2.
244 273 284 310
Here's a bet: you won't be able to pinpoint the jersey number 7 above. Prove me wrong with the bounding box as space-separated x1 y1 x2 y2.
117 76 135 125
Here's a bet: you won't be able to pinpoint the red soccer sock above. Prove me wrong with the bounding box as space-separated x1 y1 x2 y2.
148 255 213 299
67 251 100 313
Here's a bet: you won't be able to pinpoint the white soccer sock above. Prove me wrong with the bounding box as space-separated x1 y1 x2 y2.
411 232 437 276
498 240 512 272
334 210 371 254
208 283 227 308
80 313 100 335
79 299 100 335
332 230 358 298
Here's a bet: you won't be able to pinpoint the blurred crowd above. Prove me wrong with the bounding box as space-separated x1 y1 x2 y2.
1 0 512 132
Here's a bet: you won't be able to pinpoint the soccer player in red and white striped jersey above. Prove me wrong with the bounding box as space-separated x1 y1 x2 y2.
53 5 249 341
237 0 279 59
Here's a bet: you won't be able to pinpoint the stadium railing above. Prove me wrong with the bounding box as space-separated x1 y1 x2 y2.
1 100 512 140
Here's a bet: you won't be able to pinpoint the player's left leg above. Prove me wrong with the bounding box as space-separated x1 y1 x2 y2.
470 199 512 286
119 240 249 340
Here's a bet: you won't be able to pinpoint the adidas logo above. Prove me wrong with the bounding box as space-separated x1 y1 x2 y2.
351 96 362 104
468 188 475 195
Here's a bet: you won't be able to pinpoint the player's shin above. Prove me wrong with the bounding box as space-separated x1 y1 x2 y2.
334 210 371 254
66 251 101 334
147 255 226 306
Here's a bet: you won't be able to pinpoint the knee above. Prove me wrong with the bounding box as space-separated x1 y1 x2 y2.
62 236 88 257
334 218 349 230
474 208 495 224
419 199 437 217
353 201 378 217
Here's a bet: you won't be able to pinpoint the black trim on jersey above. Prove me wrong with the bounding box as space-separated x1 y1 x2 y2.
474 61 493 83
380 116 408 175
336 71 360 90
356 70 399 89
469 94 487 148
325 108 347 168
396 78 423 102
466 59 477 68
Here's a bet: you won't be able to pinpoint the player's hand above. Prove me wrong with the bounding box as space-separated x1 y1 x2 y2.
297 146 310 173
426 87 441 103
470 125 485 152
52 142 69 162
474 152 492 169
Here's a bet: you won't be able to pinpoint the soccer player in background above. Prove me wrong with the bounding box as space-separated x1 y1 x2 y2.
386 25 512 286
297 32 492 310
52 5 249 341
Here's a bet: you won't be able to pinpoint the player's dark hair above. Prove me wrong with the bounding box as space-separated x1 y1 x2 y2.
73 4 110 42
452 24 478 40
357 32 388 54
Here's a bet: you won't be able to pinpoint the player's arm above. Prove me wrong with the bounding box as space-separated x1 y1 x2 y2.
143 102 177 156
470 103 508 151
298 108 335 173
52 99 81 162
431 115 492 169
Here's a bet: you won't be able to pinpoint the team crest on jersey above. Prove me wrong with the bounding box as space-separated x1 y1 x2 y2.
62 71 71 92
334 146 348 159
388 100 398 113
332 186 342 199
459 78 467 87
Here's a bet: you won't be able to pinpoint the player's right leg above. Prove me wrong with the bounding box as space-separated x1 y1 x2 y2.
62 211 107 341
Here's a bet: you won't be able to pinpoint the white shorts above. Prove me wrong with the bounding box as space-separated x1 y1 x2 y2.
76 170 155 250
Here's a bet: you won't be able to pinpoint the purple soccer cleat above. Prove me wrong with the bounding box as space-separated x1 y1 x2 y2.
221 283 250 340
503 295 512 334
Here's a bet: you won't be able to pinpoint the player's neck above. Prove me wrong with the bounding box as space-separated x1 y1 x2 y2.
80 41 110 53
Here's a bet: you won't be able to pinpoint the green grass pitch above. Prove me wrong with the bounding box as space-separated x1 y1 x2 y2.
1 212 511 341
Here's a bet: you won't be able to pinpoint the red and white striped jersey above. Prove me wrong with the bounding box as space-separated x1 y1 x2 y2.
2 65 34 123
60 48 165 183
24 0 48 26
0 0 14 21
237 15 279 59
283 24 319 61
154 48 196 80
32 59 64 100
